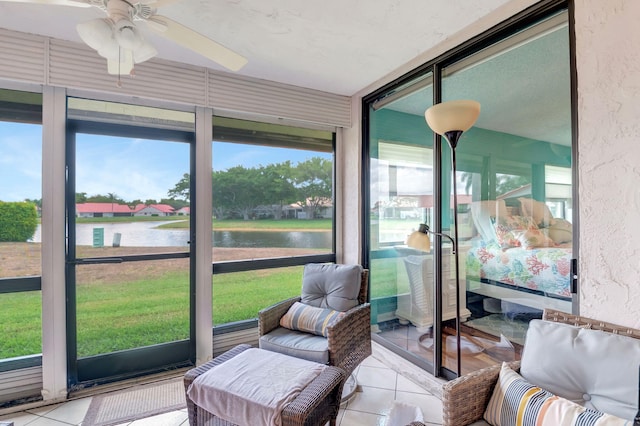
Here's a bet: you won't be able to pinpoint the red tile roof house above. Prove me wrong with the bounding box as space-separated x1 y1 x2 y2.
76 203 134 218
133 204 176 217
176 206 190 216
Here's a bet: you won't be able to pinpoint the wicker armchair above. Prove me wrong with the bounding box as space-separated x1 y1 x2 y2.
440 308 640 426
258 263 371 399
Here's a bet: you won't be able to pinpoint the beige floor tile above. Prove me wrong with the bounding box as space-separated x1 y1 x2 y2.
128 409 188 426
20 416 73 425
0 411 42 426
40 397 92 425
346 386 395 416
360 356 389 369
394 391 442 425
340 409 386 426
356 365 397 390
396 374 430 394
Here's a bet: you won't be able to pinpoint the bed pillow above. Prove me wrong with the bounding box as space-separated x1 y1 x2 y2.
544 217 573 244
279 301 344 337
493 215 554 249
470 200 509 242
484 363 629 426
518 197 555 227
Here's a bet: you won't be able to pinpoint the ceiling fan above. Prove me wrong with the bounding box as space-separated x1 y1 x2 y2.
2 0 248 76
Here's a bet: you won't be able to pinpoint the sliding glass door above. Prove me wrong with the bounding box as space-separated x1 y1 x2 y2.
367 74 438 371
365 6 574 378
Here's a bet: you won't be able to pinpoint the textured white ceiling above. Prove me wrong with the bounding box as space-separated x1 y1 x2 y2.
0 0 513 95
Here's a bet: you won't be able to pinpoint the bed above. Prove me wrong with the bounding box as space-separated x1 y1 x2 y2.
464 198 574 313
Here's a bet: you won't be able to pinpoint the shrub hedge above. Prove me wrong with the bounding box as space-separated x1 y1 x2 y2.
0 201 38 242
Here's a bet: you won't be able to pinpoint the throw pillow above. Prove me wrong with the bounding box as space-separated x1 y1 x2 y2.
279 301 344 337
493 216 554 249
484 363 629 426
513 228 556 249
544 218 573 244
518 197 555 227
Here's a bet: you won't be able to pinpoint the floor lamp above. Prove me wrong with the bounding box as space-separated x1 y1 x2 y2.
408 100 480 377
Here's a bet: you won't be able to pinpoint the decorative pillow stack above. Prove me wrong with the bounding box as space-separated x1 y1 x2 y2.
492 215 555 249
484 363 630 426
279 301 344 337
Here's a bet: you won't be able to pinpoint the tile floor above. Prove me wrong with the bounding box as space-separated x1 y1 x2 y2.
0 355 443 426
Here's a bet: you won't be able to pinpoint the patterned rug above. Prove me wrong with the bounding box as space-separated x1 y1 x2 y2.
82 378 186 426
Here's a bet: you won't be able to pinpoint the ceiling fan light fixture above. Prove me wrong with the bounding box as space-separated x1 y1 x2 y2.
133 38 158 63
76 18 114 52
107 49 134 76
114 18 143 50
96 36 121 60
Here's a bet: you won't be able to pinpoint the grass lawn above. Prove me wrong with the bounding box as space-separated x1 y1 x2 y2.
1 219 407 360
1 266 304 359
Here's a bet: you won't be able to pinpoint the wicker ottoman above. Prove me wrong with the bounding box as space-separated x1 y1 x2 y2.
184 344 346 426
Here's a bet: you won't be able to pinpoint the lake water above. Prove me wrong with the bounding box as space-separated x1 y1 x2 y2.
31 222 331 249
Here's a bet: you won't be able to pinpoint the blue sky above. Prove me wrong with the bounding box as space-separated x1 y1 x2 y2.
0 122 329 202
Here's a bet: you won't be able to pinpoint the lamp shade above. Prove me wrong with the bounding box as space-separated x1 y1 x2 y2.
425 100 481 135
406 224 431 252
77 19 114 52
133 38 158 63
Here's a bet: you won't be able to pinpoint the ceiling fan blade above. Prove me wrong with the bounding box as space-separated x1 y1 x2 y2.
0 0 90 7
148 15 248 72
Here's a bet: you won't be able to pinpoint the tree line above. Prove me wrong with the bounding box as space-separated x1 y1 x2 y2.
17 157 332 221
168 157 332 220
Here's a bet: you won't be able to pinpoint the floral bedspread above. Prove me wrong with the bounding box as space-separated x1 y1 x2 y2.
465 239 572 299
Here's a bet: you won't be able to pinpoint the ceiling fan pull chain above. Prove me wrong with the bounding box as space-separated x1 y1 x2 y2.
116 45 123 88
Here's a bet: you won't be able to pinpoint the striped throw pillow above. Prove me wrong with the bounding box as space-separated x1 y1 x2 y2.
484 363 630 426
279 302 344 337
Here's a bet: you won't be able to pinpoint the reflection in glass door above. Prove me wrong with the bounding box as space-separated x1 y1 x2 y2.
366 9 573 379
367 76 440 372
441 12 573 376
66 114 195 386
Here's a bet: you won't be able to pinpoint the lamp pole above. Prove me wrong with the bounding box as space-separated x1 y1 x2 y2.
425 100 480 378
443 130 463 378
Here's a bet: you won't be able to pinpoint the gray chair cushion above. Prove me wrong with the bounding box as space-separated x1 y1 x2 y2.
301 263 362 311
520 319 640 420
258 327 329 364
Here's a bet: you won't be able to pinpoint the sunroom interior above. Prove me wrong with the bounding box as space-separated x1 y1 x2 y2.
1 0 640 424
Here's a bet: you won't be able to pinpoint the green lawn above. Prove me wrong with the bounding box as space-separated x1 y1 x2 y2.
1 218 407 360
0 267 304 359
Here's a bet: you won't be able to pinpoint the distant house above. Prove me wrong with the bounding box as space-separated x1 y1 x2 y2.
76 203 133 218
176 206 190 216
284 198 333 219
133 204 176 217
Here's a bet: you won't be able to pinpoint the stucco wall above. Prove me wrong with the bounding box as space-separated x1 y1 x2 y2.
574 0 640 327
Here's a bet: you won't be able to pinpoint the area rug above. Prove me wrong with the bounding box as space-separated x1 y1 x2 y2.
82 378 186 426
